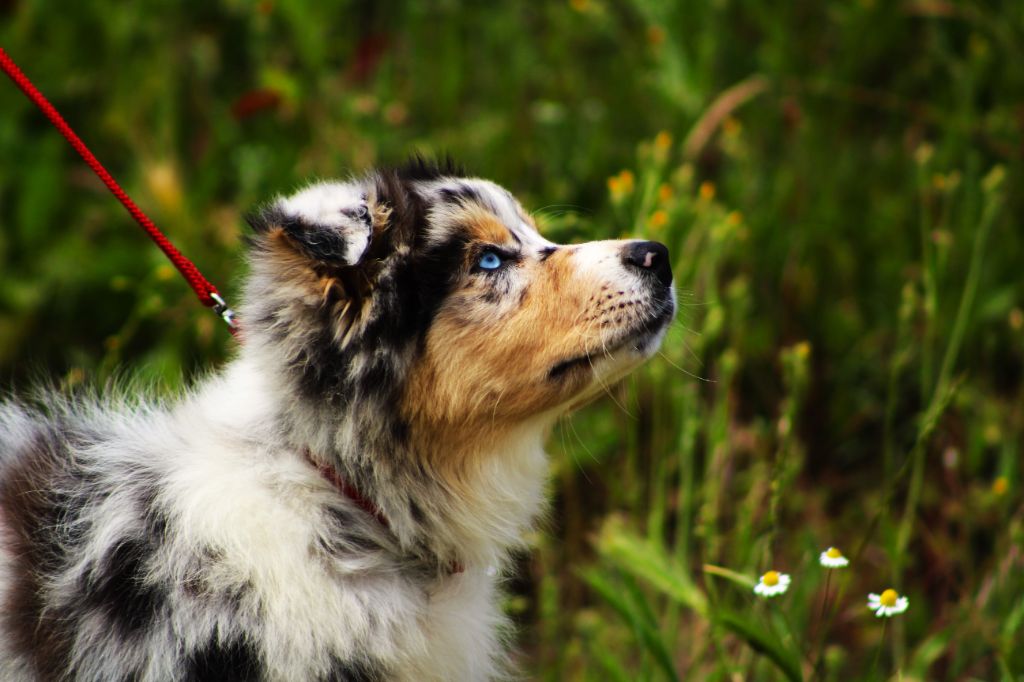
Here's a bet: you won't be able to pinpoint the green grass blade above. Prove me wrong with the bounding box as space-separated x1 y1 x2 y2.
596 520 708 617
702 564 757 590
715 609 803 682
581 568 681 682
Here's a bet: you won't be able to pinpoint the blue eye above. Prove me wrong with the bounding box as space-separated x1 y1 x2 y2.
477 251 503 271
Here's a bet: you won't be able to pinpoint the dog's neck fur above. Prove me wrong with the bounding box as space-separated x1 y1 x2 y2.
209 343 551 575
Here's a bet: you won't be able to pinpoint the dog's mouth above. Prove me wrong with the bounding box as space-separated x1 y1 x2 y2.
548 301 675 381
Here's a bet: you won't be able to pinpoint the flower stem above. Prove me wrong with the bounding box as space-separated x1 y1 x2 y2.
871 618 889 679
809 570 835 681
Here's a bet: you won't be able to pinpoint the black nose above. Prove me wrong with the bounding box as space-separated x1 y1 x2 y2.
622 240 672 287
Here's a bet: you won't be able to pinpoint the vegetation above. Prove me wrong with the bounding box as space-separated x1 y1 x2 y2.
2 1 1023 679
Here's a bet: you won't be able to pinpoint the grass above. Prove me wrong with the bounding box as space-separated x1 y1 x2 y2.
2 0 1023 679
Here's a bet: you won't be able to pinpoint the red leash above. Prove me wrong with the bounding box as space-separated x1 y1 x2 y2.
0 47 237 334
0 50 464 556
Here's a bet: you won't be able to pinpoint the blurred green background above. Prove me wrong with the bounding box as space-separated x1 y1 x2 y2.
2 1 1023 679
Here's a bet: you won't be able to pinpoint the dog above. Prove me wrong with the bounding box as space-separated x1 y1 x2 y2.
0 158 675 681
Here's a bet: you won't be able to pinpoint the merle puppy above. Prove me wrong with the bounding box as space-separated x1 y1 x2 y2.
0 160 675 681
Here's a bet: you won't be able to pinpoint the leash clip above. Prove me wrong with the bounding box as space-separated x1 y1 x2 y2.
210 292 238 330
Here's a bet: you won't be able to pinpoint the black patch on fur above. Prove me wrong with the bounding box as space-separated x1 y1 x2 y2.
388 415 410 445
286 222 357 263
439 183 482 207
0 424 90 679
409 234 472 335
357 170 473 355
249 205 359 264
356 355 400 403
184 637 264 682
289 320 358 407
539 246 558 261
320 507 383 554
81 535 168 639
322 655 387 682
409 499 425 524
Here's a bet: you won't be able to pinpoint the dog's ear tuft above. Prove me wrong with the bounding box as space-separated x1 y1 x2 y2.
252 182 375 267
245 205 287 235
394 153 465 183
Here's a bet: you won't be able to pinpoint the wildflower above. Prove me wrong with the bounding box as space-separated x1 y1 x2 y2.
754 571 790 598
819 547 849 568
1009 308 1023 331
698 181 715 202
145 162 183 212
992 476 1009 497
607 170 634 202
657 183 673 204
649 210 669 229
647 26 666 47
618 170 635 193
651 131 672 163
867 589 909 617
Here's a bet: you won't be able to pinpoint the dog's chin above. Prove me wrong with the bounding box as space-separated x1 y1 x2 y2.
549 303 675 411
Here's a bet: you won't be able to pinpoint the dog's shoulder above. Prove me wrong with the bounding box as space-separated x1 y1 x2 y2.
0 391 454 681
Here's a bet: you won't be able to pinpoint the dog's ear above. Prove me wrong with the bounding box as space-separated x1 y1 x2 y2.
248 181 375 267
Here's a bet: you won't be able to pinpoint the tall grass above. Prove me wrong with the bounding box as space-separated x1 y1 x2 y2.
1 1 1022 679
539 132 1014 680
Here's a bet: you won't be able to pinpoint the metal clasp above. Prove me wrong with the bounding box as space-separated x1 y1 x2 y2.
210 292 238 330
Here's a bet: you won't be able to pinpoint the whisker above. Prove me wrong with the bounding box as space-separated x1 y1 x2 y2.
657 350 713 382
561 416 596 482
585 352 634 418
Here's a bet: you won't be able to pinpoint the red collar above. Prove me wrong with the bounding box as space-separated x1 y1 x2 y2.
303 450 464 575
304 449 390 529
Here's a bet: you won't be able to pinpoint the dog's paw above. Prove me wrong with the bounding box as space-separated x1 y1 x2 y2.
274 182 374 266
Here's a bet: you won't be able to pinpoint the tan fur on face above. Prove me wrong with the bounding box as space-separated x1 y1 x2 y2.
403 216 655 476
460 207 515 249
405 247 586 430
261 228 372 346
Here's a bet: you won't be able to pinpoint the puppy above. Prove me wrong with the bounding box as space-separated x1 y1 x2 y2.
0 159 675 681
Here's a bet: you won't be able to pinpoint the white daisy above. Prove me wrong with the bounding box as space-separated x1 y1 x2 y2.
867 589 909 617
819 546 849 568
753 570 791 597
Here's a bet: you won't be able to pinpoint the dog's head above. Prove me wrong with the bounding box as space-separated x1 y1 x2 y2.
244 159 675 456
